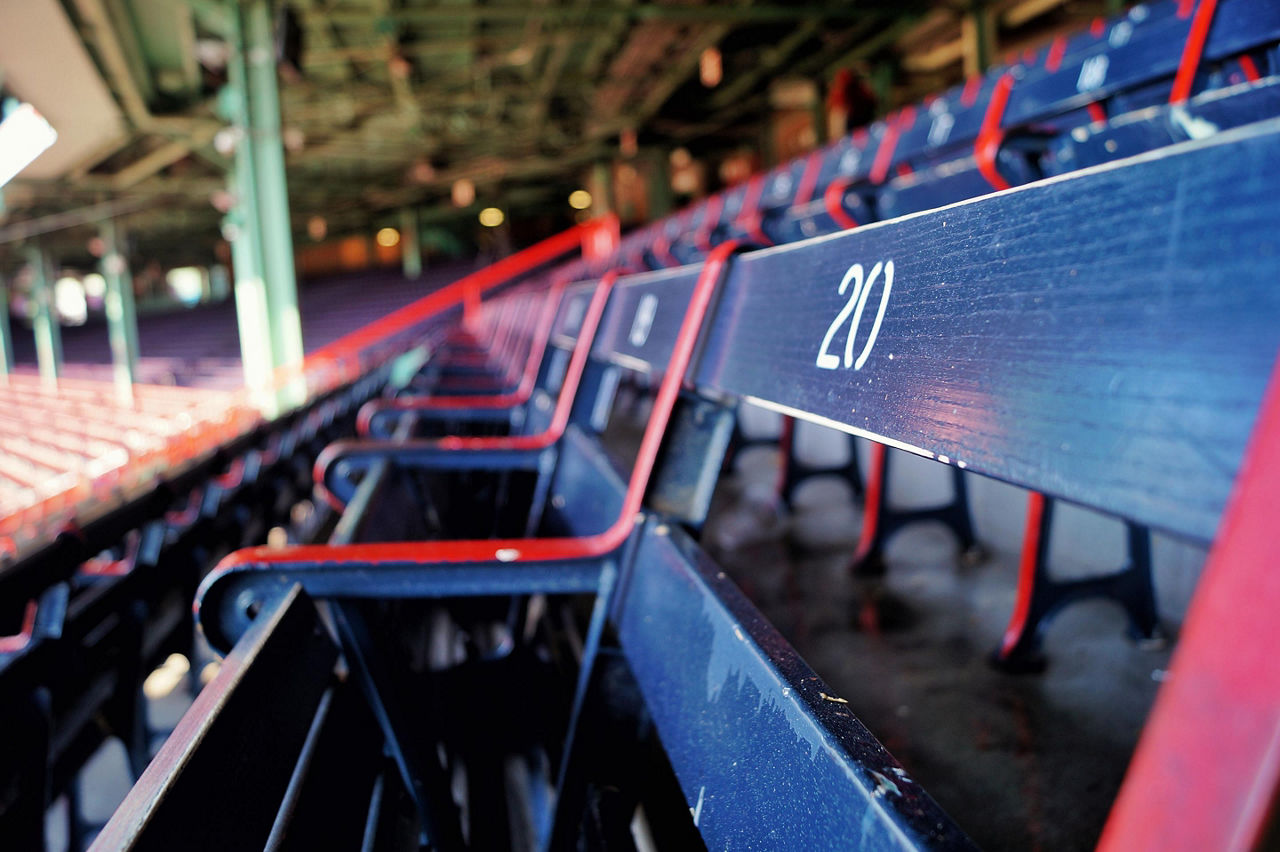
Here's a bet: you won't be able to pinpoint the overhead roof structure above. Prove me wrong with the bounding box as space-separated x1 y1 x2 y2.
0 0 1107 267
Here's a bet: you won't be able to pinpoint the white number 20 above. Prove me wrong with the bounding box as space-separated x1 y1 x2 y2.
815 260 894 371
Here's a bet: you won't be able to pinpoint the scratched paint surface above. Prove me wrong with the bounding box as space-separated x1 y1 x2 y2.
616 523 976 850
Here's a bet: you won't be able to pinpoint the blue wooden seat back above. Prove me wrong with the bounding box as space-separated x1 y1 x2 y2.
1044 74 1280 174
590 264 700 379
536 425 628 538
1006 0 1280 124
897 73 1008 166
362 282 574 436
755 156 811 241
666 201 718 265
877 146 1039 219
694 119 1280 545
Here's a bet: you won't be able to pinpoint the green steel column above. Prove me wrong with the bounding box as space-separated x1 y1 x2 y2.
400 207 422 280
25 245 61 388
244 0 305 409
963 3 996 77
232 247 276 414
591 161 614 214
0 273 13 382
224 1 276 415
101 219 140 403
645 149 673 220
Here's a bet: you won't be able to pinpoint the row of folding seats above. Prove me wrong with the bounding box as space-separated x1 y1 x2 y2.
121 113 1280 849
533 0 1280 670
0 211 610 852
364 0 1280 672
38 1 1280 847
575 0 1280 270
0 367 392 848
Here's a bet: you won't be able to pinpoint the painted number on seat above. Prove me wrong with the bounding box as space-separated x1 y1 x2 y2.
1077 54 1109 92
629 293 659 347
564 297 587 333
816 260 894 371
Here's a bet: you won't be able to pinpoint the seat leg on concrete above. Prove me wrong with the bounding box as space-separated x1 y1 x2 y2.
849 444 981 576
991 493 1160 673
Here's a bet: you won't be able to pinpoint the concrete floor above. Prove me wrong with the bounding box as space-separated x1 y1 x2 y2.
703 408 1197 851
44 663 201 851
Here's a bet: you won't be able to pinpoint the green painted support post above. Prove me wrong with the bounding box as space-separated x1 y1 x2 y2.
244 0 306 410
25 245 61 388
101 219 140 404
591 161 614 214
963 3 996 77
232 251 276 414
0 273 13 383
224 1 277 416
400 207 422 280
645 150 673 220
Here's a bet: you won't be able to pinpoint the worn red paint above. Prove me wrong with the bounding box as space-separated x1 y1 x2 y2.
318 273 620 508
1239 55 1262 82
823 179 860 231
1045 36 1067 73
793 150 825 207
976 74 1015 192
852 442 887 565
998 492 1047 658
1170 0 1219 104
1101 360 1280 850
218 244 741 570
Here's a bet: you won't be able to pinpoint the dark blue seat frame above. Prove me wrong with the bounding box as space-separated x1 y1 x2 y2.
622 0 1280 669
112 244 979 850
85 111 1280 852
0 367 391 848
358 279 602 441
397 284 560 398
318 275 620 515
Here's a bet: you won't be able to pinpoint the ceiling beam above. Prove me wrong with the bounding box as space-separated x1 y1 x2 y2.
354 143 615 214
578 0 636 83
590 23 732 140
656 20 886 142
70 0 152 128
301 30 603 69
0 198 152 244
902 37 966 72
370 0 423 125
103 0 156 103
112 124 219 189
822 15 924 75
527 0 593 128
321 4 916 27
706 18 822 110
1002 0 1069 28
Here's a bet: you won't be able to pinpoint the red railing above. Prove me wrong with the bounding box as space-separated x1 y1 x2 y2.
0 216 618 555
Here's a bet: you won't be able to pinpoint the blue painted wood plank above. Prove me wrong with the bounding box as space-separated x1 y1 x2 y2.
694 119 1280 543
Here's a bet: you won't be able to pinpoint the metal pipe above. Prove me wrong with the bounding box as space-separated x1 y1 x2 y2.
225 2 276 416
0 272 13 381
400 207 422 280
245 0 306 410
25 245 62 388
101 219 140 403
